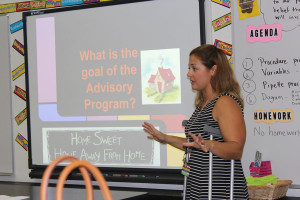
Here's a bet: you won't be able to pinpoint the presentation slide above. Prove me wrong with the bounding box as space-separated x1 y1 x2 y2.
24 0 200 171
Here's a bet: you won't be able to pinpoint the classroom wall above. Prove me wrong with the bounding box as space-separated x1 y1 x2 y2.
0 10 34 182
0 14 14 175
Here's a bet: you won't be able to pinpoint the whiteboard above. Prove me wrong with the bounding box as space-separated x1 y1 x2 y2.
232 0 300 185
0 14 13 174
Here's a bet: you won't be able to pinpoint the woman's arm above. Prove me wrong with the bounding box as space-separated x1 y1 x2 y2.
142 122 186 151
183 95 246 160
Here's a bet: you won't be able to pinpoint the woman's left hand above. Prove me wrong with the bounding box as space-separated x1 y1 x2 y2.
182 132 212 152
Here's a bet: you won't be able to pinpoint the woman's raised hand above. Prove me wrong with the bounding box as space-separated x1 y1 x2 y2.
142 122 167 144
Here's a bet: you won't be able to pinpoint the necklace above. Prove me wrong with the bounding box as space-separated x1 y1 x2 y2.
183 92 216 166
185 92 217 136
201 92 215 110
185 92 216 133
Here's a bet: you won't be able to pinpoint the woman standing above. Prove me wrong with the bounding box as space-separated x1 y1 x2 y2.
142 44 249 199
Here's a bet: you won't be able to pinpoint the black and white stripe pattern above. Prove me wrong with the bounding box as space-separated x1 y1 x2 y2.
184 93 249 200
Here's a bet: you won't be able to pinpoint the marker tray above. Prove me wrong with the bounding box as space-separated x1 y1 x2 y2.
249 161 272 177
248 180 292 200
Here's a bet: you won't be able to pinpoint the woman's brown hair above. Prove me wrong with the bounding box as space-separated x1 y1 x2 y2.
190 44 244 108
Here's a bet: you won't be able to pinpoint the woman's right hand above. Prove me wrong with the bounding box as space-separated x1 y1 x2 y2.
142 122 167 144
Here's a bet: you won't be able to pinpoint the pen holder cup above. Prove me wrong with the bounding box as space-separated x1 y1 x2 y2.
249 160 272 177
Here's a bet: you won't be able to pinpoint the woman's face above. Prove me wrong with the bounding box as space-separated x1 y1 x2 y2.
187 54 214 91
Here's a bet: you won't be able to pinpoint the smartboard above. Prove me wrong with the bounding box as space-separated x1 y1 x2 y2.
23 0 202 183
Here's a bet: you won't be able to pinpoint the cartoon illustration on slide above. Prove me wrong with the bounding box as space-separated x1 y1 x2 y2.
141 48 181 104
147 65 175 94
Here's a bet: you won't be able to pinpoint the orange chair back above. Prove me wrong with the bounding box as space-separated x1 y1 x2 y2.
40 155 112 200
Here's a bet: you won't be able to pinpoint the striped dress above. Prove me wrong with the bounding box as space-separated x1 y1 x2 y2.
184 93 249 200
